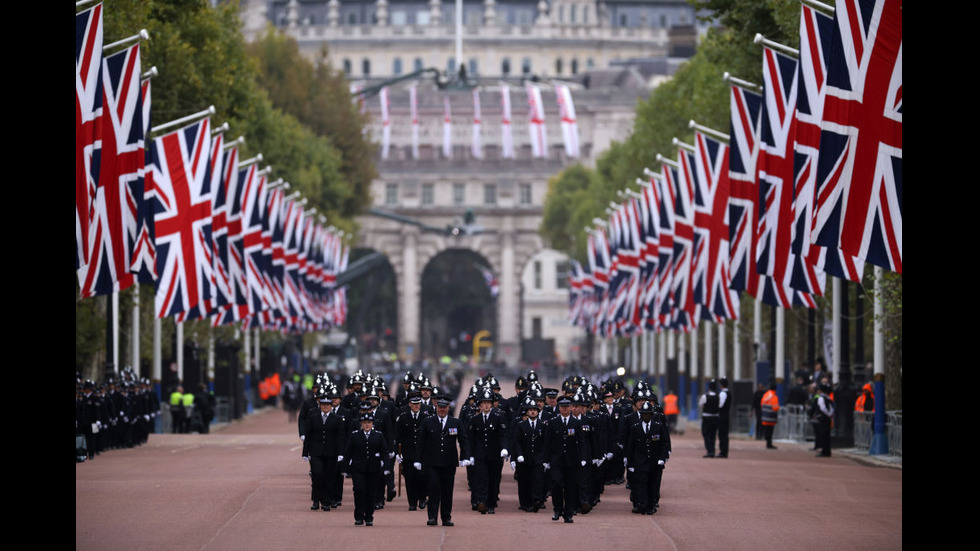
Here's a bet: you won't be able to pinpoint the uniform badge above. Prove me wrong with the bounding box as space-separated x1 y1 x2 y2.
567 428 575 436
651 434 661 441
449 428 457 435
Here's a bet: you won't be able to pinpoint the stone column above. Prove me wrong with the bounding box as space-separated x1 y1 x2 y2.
376 0 389 26
483 0 496 24
498 230 519 366
328 0 340 27
287 0 299 27
430 0 442 25
400 229 420 360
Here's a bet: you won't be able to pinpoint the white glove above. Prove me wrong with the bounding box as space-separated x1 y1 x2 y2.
597 457 605 467
389 452 395 459
144 415 150 421
337 455 344 462
628 467 635 473
543 463 550 471
302 456 310 462
300 435 306 441
500 449 509 458
459 460 468 467
380 460 385 468
384 470 391 476
591 458 599 466
510 461 516 471
658 460 665 466
517 455 525 463
580 460 587 467
623 458 628 467
469 457 475 466
604 452 613 460
396 454 403 464
414 462 422 471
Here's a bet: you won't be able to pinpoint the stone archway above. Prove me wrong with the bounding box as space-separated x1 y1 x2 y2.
419 249 496 360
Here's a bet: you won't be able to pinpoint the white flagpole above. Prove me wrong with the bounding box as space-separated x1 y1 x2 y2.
111 292 120 373
775 307 785 385
718 321 727 381
704 321 713 380
132 283 140 373
176 320 184 382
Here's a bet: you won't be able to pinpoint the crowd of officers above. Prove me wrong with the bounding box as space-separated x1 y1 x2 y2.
76 368 160 461
298 369 672 526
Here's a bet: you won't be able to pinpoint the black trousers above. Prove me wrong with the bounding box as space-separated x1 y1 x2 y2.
550 463 580 520
352 470 382 522
404 465 425 507
426 465 457 521
516 463 545 508
472 458 503 507
718 414 730 456
815 418 832 456
702 416 719 455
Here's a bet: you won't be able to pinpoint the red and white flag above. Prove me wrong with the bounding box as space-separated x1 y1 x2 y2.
379 86 391 159
442 96 452 159
409 85 419 159
472 89 483 159
526 84 547 158
501 85 515 159
555 84 580 158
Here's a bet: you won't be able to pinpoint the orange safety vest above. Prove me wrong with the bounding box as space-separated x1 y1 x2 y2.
663 394 680 415
760 390 779 426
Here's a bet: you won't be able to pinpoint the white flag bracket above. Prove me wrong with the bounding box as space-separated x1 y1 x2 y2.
672 137 695 153
239 153 263 169
224 136 246 150
688 120 731 142
656 154 680 168
753 33 799 57
723 72 763 93
142 66 159 82
105 29 150 54
151 105 215 135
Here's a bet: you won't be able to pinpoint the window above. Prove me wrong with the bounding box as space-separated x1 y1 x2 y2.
453 183 465 205
469 58 478 76
532 317 542 339
571 59 579 75
391 10 407 25
555 58 563 75
484 183 496 205
570 5 577 23
533 261 542 290
556 260 570 289
584 6 589 24
501 58 511 77
362 58 371 77
385 183 398 205
414 58 424 72
347 12 357 25
343 59 352 75
393 58 403 75
417 11 430 25
422 183 434 205
447 57 456 75
522 58 532 75
519 183 532 205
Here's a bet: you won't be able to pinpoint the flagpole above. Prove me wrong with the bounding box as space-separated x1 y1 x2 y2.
657 332 666 396
176 321 184 383
104 29 149 53
151 105 215 135
718 322 727 381
753 33 800 57
734 318 742 379
704 321 713 381
688 120 730 142
109 292 119 374
832 278 841 381
775 307 785 393
870 266 888 455
132 282 140 373
672 137 695 153
153 315 162 432
688 328 698 421
801 0 835 15
723 72 762 92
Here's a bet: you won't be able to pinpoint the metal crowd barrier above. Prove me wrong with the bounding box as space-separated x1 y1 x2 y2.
852 410 902 456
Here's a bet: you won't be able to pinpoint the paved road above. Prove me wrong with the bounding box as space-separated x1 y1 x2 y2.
77 407 902 551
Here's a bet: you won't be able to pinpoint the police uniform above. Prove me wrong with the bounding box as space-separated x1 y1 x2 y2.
342 414 388 526
417 403 470 526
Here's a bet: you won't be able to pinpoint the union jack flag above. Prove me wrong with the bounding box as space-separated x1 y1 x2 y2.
477 264 499 298
727 84 762 294
639 183 661 329
672 151 698 329
655 166 677 329
757 47 821 308
693 132 739 320
812 0 902 274
77 44 144 297
131 78 156 283
793 4 865 283
151 118 215 318
210 144 237 314
76 3 102 270
241 167 269 315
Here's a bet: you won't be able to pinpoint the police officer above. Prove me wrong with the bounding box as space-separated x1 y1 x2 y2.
342 411 388 526
305 391 347 511
717 377 731 458
699 380 720 458
512 396 547 512
395 394 428 510
625 401 669 514
467 389 509 514
417 396 470 526
544 396 590 523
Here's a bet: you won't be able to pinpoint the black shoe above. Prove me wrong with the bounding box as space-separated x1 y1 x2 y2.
387 490 397 502
580 503 592 514
703 454 715 458
632 507 643 514
427 519 438 526
311 502 320 511
564 518 574 523
365 521 373 527
477 502 487 513
717 454 728 458
487 507 495 514
355 520 364 526
767 445 778 449
409 506 417 511
375 503 383 510
472 503 479 511
443 520 454 527
530 505 539 513
419 500 427 509
644 509 654 515
321 504 330 511
552 513 561 521
332 501 342 508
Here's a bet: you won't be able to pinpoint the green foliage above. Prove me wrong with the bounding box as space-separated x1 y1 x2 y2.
540 163 620 262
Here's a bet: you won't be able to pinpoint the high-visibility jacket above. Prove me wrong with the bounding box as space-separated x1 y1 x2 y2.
170 391 183 406
663 394 680 415
181 392 195 407
760 390 779 426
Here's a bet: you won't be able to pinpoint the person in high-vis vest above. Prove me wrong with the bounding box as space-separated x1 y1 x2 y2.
181 389 195 433
663 391 680 434
170 385 186 434
760 383 780 450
